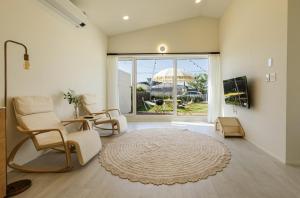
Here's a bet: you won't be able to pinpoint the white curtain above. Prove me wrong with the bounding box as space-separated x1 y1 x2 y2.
106 56 119 109
208 54 223 123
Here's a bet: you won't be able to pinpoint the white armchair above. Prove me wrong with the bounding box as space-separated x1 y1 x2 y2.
8 96 102 173
81 94 128 134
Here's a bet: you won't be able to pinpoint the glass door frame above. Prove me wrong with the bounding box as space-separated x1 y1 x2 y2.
118 55 209 117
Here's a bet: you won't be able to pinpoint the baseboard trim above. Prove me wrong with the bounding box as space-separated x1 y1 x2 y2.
286 161 300 166
244 137 286 164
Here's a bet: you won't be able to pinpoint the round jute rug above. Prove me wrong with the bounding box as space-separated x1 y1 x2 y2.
99 128 231 185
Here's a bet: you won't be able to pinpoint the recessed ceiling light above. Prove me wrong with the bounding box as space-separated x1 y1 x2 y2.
195 0 202 4
123 16 129 20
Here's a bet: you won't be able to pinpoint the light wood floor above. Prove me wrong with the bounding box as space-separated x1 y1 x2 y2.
8 122 300 198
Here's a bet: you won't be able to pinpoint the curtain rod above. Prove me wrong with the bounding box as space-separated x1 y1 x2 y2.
107 52 220 56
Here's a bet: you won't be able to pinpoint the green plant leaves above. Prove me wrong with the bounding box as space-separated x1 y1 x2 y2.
63 89 81 106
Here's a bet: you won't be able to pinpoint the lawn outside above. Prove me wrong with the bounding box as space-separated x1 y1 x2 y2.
177 102 208 116
137 102 208 116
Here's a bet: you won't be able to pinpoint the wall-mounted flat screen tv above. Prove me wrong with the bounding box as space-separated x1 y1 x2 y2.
223 76 250 108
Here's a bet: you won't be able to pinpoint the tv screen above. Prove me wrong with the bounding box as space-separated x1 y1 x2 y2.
223 76 250 108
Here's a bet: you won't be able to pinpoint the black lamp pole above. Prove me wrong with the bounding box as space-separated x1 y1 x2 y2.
4 40 32 197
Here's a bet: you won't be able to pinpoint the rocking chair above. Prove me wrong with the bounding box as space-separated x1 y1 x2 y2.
81 94 128 134
8 96 102 173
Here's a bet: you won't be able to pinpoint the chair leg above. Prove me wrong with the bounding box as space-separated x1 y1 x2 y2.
94 120 121 135
64 143 72 169
116 121 121 134
7 137 73 173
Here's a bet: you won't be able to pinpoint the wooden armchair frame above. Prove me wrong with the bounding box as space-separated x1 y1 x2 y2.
88 109 121 135
8 119 89 173
81 94 127 134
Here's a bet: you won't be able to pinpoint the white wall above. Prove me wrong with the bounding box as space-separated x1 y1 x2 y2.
0 0 107 164
220 0 288 162
108 16 219 53
286 0 300 164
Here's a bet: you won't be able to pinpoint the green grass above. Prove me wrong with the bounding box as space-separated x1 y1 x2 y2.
137 102 208 116
177 102 208 116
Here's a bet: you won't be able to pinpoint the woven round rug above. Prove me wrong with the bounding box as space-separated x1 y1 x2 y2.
99 128 231 185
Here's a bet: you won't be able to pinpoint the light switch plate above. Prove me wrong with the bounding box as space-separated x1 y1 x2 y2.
270 72 276 82
265 73 270 82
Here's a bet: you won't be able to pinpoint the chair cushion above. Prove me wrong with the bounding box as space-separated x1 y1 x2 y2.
14 96 67 146
82 94 97 105
67 130 102 165
14 96 53 116
85 103 104 115
19 112 67 146
81 94 104 114
108 110 120 118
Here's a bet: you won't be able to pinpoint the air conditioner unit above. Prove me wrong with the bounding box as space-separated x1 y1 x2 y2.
39 0 88 27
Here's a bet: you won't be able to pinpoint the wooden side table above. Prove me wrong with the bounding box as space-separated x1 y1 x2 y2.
79 116 95 130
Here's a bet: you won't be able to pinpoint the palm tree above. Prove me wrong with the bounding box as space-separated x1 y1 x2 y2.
188 73 208 94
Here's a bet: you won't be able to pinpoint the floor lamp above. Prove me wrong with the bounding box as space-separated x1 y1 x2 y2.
4 40 32 197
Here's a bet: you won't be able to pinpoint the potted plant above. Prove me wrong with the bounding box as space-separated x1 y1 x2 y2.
63 89 81 118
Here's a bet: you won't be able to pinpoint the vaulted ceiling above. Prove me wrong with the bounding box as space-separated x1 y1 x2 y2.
73 0 231 36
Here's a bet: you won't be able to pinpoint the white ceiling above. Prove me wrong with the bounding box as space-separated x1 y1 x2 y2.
73 0 231 36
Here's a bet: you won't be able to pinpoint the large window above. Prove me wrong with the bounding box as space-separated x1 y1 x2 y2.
176 59 208 116
136 59 174 115
118 56 208 116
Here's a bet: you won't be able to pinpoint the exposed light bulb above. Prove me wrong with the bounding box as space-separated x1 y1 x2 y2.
23 54 30 70
195 0 202 4
24 60 30 70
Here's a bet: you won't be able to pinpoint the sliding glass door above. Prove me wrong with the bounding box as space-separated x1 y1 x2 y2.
176 58 208 116
117 56 209 116
136 59 174 115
